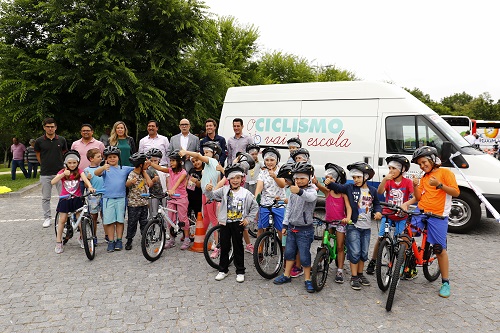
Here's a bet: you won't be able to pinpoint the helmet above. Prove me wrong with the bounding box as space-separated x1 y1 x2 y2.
411 146 439 164
290 147 310 161
347 162 375 180
261 147 281 162
63 150 81 166
236 152 256 172
245 143 260 153
129 152 147 167
103 146 121 157
168 150 183 161
324 163 347 184
287 137 302 148
224 163 245 179
291 161 315 176
277 163 294 182
202 141 222 157
385 155 411 173
146 148 163 159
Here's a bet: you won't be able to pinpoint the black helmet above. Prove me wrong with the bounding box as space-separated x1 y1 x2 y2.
224 163 245 179
129 152 147 167
146 148 163 159
63 150 81 166
236 152 256 171
385 155 411 173
347 162 375 180
277 163 294 182
103 146 121 157
261 147 281 162
287 137 302 148
168 149 183 162
202 141 222 157
324 163 347 184
291 161 315 176
290 147 310 161
411 146 439 164
245 143 260 153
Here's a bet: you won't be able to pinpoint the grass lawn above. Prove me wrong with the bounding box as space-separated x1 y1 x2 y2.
0 173 39 192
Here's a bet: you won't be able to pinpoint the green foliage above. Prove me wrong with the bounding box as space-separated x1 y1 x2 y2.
256 51 316 84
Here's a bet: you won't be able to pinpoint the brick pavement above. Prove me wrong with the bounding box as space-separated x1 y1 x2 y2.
0 188 498 332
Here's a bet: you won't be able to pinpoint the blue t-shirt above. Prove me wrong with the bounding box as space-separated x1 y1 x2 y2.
201 157 220 194
101 166 134 198
85 166 105 191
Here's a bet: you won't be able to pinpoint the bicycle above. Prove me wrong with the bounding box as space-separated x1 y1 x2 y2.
253 200 285 279
313 206 327 240
380 202 444 311
54 191 104 260
311 217 350 291
203 223 235 270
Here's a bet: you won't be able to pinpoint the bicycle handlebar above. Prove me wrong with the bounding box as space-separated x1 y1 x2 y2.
140 192 180 200
260 199 285 209
59 190 105 199
379 202 445 220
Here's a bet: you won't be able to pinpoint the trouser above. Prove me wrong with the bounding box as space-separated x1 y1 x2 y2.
202 194 218 231
27 162 39 178
11 159 28 180
126 206 149 240
41 175 62 219
219 222 245 275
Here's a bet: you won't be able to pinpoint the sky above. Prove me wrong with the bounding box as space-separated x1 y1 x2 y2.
203 0 499 102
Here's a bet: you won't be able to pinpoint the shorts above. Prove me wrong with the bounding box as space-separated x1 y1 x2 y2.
411 208 448 249
378 217 406 237
102 197 126 225
346 224 371 264
56 197 83 213
88 195 102 215
258 206 284 231
284 227 314 267
328 221 346 233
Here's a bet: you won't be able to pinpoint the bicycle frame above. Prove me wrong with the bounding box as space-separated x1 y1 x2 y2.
400 216 432 267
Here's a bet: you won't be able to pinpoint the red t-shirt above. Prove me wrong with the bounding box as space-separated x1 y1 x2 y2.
382 177 414 220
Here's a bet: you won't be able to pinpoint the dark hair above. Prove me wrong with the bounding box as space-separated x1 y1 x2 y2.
206 118 218 128
465 130 471 135
86 148 101 161
43 117 56 126
233 118 243 126
147 120 158 127
81 123 93 131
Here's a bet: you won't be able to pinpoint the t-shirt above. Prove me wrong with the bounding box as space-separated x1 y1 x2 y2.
117 139 133 167
187 168 202 196
11 143 26 160
127 170 148 207
146 167 164 196
354 187 374 229
201 157 220 194
257 166 286 206
226 188 247 223
417 168 459 216
71 138 105 170
34 135 68 176
382 178 414 220
58 169 83 196
101 165 134 198
85 166 104 191
168 168 188 198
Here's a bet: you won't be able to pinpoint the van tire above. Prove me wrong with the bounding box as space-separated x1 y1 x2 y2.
448 190 480 234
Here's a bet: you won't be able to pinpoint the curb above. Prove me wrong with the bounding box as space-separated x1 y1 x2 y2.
1 182 41 198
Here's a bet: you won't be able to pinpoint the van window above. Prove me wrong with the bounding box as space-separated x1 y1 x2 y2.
386 116 446 154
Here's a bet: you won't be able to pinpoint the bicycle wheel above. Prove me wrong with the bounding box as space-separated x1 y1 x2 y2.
54 212 72 245
376 238 393 291
253 231 283 279
423 242 441 281
247 218 258 238
311 247 330 291
203 225 234 270
81 216 95 260
386 244 406 311
141 219 166 262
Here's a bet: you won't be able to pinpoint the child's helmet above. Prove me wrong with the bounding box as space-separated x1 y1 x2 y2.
129 152 147 167
347 162 375 181
291 161 315 176
202 141 222 157
261 147 281 162
224 163 245 179
245 143 260 153
236 151 256 172
103 146 121 157
63 150 81 167
277 163 294 182
324 163 346 184
411 146 439 164
290 147 310 162
287 137 302 148
385 155 411 173
168 150 184 162
146 148 163 159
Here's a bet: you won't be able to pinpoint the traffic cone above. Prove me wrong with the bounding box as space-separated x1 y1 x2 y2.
189 212 206 253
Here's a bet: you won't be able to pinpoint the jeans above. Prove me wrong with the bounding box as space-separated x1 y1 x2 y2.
11 159 28 180
346 224 371 264
284 227 315 267
40 175 62 219
27 162 39 178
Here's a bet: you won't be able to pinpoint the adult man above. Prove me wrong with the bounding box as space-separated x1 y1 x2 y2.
71 124 105 170
168 119 199 171
227 118 254 163
463 130 475 145
199 118 227 166
34 118 68 228
138 120 170 165
10 137 28 180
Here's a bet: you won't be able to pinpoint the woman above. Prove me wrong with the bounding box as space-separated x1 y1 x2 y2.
108 121 136 166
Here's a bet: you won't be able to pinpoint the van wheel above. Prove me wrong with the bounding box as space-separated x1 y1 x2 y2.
448 191 480 233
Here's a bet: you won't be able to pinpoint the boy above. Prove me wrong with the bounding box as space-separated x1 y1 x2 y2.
273 162 317 293
243 144 262 195
326 162 382 290
410 146 459 298
94 146 135 252
286 137 302 163
366 155 414 276
125 152 152 250
205 163 258 283
187 155 203 219
84 148 105 245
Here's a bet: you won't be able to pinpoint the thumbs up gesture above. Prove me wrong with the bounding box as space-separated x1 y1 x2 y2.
104 160 110 171
412 175 419 187
63 168 71 176
205 179 213 192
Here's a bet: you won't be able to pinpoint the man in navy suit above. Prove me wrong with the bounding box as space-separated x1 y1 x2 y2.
168 118 199 172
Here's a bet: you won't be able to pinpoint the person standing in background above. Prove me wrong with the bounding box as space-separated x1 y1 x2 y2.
227 118 254 163
138 120 169 166
25 139 39 178
71 124 105 170
108 121 137 167
10 137 28 180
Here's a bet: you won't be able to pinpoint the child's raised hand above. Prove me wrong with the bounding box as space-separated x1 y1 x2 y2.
428 175 439 187
324 177 332 185
205 180 213 192
216 164 224 173
374 212 382 220
63 168 71 176
104 161 110 171
268 169 276 179
385 173 395 181
412 176 419 187
178 149 186 158
290 185 300 194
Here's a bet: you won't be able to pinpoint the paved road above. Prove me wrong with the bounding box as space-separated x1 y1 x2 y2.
0 188 499 332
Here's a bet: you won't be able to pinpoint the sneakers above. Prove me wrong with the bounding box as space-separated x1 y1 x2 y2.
358 274 370 286
107 241 115 252
245 243 254 254
439 282 450 298
350 277 362 290
404 268 418 280
335 270 344 283
290 266 304 278
273 274 292 285
43 218 51 228
114 239 123 251
366 259 376 275
164 238 175 249
210 247 220 259
78 237 84 249
215 272 228 281
180 238 191 250
236 274 245 283
93 238 98 247
55 242 63 254
304 280 315 293
125 239 133 251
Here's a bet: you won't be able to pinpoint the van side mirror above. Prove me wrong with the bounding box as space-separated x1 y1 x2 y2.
441 141 469 168
441 141 452 163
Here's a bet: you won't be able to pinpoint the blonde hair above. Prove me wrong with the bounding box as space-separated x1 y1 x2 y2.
109 121 129 146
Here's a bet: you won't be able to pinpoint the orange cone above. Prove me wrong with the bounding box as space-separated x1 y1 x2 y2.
189 212 206 253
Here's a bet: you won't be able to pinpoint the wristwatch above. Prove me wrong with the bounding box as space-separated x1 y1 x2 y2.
436 183 443 189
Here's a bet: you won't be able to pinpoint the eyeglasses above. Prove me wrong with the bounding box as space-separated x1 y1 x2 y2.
81 130 92 132
44 125 56 128
180 123 190 126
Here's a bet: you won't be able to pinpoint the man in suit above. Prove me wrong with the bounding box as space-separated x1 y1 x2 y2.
168 118 199 172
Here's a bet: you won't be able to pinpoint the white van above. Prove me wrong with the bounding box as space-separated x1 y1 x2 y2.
218 81 500 233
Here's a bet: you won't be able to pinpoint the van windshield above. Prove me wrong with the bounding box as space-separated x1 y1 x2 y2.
429 115 482 155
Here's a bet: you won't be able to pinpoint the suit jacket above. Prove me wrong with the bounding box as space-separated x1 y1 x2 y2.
169 132 199 172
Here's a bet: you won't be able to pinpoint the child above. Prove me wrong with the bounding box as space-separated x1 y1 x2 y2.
286 137 302 163
313 163 352 283
410 146 459 298
366 155 414 276
94 146 135 252
150 150 190 250
290 147 310 163
205 163 258 283
125 152 152 251
326 161 382 290
53 150 94 254
84 148 105 246
243 144 262 195
273 162 317 293
187 155 203 220
146 148 166 218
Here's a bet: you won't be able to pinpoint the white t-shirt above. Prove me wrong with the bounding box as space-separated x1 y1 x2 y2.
257 166 286 206
227 188 247 223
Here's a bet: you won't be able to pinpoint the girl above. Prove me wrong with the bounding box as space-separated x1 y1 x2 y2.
52 150 94 254
314 163 352 283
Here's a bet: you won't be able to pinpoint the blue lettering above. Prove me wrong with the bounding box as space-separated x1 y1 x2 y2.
327 119 343 134
298 119 309 133
309 119 326 133
282 118 292 132
256 118 264 132
272 118 281 132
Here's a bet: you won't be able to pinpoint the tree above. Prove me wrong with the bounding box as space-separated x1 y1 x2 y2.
256 51 316 84
316 65 358 82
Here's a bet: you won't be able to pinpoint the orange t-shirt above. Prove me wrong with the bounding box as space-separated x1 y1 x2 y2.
417 168 459 216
